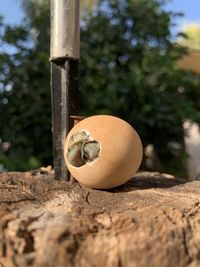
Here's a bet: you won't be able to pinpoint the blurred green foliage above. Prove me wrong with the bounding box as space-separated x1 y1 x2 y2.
0 0 200 176
0 2 51 170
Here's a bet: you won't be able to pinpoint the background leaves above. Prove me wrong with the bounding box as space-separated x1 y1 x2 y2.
0 0 200 177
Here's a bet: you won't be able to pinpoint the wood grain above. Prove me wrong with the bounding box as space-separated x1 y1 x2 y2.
0 171 200 267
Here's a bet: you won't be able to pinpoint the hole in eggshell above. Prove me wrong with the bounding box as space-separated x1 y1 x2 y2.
67 131 100 167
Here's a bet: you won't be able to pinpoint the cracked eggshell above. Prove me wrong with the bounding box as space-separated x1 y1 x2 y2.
64 115 143 189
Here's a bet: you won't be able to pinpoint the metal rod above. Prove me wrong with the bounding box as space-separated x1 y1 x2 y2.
50 0 80 180
50 0 80 61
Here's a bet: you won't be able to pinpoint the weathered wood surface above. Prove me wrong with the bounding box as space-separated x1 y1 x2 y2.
0 171 200 267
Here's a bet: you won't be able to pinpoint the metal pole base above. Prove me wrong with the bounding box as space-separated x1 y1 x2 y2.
51 60 79 180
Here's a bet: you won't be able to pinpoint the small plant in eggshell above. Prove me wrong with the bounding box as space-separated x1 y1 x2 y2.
64 115 143 189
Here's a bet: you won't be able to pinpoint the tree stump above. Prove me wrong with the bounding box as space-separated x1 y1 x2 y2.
0 171 200 267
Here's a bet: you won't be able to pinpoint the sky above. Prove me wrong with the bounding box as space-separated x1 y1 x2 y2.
0 0 23 25
165 0 200 32
0 0 200 29
166 0 200 23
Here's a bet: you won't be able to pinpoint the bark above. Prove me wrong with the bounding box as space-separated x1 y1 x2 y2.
0 170 200 267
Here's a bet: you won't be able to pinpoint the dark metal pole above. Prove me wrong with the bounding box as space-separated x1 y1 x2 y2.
50 0 80 180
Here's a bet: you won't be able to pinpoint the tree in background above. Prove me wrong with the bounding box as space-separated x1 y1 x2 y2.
0 0 200 177
0 1 51 170
80 0 200 177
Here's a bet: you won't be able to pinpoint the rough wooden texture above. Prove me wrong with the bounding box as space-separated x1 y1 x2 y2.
0 171 200 267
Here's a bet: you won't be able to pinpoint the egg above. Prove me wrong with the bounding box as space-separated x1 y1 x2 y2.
64 115 143 189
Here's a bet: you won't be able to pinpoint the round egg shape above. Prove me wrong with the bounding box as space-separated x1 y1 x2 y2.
64 115 143 189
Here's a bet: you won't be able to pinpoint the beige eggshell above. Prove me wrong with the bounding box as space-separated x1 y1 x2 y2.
64 115 143 189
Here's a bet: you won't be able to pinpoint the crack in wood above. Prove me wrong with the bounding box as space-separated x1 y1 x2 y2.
0 172 200 267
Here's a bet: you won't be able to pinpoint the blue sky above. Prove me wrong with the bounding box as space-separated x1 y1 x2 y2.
165 0 200 32
0 0 23 25
0 0 200 29
166 0 200 22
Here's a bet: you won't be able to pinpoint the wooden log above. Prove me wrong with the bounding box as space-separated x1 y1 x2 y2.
0 171 200 267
